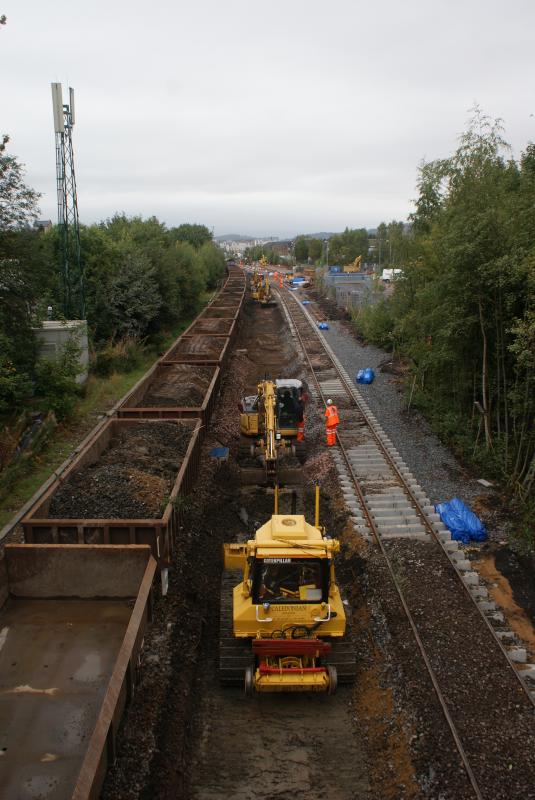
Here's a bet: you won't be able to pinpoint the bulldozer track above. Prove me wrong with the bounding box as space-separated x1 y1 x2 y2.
276 285 535 800
219 571 254 686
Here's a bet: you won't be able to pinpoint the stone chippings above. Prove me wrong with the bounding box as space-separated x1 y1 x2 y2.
322 320 487 514
48 422 193 519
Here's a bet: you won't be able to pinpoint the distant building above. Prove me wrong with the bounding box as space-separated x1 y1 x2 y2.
34 220 53 232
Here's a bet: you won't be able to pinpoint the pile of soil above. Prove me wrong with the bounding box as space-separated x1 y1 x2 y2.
48 422 193 519
142 365 214 407
167 336 223 359
190 319 232 334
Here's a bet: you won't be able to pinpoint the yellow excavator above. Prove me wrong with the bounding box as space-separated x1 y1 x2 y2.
255 273 275 306
343 255 362 273
239 379 306 479
250 269 263 299
220 488 356 694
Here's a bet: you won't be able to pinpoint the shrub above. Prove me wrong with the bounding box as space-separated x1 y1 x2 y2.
34 338 82 419
93 337 144 376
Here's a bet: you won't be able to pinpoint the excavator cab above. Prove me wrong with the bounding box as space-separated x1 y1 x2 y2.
275 379 304 435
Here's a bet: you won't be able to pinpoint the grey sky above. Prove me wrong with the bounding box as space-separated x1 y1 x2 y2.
2 0 534 237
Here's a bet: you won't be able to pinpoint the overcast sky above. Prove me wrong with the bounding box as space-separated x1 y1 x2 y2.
2 0 534 237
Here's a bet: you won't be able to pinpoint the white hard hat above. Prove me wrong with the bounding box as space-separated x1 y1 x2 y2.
327 398 333 405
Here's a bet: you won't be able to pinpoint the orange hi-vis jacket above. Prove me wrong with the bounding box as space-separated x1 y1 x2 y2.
324 405 340 428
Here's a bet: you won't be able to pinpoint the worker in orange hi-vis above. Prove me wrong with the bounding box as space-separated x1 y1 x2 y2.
279 277 284 289
324 398 339 446
274 271 279 281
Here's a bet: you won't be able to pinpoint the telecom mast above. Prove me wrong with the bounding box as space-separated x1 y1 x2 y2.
51 83 84 317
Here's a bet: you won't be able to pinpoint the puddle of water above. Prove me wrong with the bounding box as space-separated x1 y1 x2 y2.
73 652 102 682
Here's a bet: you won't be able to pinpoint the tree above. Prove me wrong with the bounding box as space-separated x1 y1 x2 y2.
328 228 368 266
108 248 161 338
294 236 308 263
170 223 212 249
0 135 40 230
308 238 323 262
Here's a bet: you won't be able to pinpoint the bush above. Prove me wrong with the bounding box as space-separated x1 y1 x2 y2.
351 300 395 349
93 337 144 376
0 353 32 417
34 339 82 420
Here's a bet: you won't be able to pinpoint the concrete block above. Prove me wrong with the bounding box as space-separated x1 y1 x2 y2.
477 600 497 611
495 630 515 643
462 572 480 586
443 540 459 551
508 647 527 663
454 559 472 571
520 665 535 681
470 585 488 599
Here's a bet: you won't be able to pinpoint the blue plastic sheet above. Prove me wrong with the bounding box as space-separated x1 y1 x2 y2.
301 300 311 305
318 322 329 330
435 497 487 543
356 368 375 384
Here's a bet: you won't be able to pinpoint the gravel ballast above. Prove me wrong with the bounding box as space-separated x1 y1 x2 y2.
321 319 489 512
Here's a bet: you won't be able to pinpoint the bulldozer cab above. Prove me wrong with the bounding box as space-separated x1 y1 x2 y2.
253 557 328 603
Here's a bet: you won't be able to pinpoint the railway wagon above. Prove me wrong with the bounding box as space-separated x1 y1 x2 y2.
206 304 242 318
185 316 235 335
118 361 221 427
160 334 230 367
201 306 241 320
0 544 156 800
22 419 201 572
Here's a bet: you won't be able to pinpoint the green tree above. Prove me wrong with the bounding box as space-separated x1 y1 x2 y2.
171 223 212 248
328 228 368 265
294 236 309 263
107 248 162 338
0 135 40 230
308 238 322 262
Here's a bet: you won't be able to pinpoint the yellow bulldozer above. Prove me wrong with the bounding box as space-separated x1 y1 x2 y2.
220 488 356 694
239 379 306 479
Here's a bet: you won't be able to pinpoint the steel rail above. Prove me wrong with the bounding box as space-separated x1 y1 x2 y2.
279 287 535 711
276 285 513 800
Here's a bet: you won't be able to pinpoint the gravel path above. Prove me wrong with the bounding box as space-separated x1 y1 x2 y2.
321 319 489 513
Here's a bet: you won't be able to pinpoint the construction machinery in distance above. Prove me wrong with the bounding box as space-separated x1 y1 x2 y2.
239 379 306 481
220 486 356 694
342 255 362 273
251 272 275 306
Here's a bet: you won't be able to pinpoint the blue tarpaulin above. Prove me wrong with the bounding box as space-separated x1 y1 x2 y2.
301 300 311 305
318 322 329 330
356 368 375 384
435 497 487 543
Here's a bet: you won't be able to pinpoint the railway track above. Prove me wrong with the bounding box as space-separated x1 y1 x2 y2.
276 285 535 800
